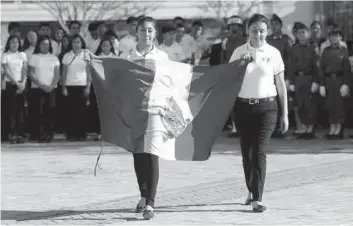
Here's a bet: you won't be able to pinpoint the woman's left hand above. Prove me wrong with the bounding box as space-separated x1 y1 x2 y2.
280 114 289 134
340 84 349 97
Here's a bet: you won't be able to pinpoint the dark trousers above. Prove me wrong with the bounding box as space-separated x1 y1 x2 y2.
234 99 278 202
1 90 9 141
66 86 88 138
29 88 56 139
55 85 66 134
133 153 159 207
4 84 25 137
293 75 317 125
325 77 345 124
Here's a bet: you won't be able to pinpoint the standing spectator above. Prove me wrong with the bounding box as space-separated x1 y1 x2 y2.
118 17 138 55
175 23 196 64
86 22 100 53
1 22 22 53
61 35 91 141
23 31 38 59
320 20 347 55
95 37 117 56
68 21 82 37
309 21 326 52
27 36 60 142
37 23 60 56
97 21 108 40
209 27 228 66
1 35 28 144
189 20 210 65
288 22 320 139
222 15 247 137
159 24 186 62
267 14 293 138
103 30 120 54
54 28 65 55
319 28 351 139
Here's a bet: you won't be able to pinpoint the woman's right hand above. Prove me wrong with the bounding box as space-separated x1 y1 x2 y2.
62 87 68 96
319 86 326 97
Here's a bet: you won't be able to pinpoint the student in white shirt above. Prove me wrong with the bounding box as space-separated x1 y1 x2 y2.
118 16 138 55
62 34 91 141
37 23 60 56
27 36 60 142
86 22 101 54
159 24 186 62
54 28 65 56
175 23 197 64
102 30 120 54
1 35 28 144
229 14 288 212
118 16 169 220
68 21 82 37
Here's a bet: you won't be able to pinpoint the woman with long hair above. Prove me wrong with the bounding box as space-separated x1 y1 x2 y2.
119 16 169 220
61 34 91 141
27 35 60 142
1 35 28 143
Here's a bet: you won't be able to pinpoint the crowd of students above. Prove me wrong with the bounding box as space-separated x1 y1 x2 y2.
1 14 353 144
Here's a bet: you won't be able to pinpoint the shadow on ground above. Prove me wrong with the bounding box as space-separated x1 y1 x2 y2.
1 202 248 222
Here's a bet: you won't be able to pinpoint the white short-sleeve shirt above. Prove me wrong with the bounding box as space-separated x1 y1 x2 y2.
1 51 27 82
177 34 197 61
62 50 88 86
229 41 285 98
158 43 186 62
119 44 169 61
29 53 60 88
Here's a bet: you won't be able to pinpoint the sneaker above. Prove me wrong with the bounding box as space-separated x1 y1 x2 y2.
142 205 154 220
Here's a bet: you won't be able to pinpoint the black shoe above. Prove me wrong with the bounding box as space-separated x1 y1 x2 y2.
38 136 47 143
9 136 17 144
305 131 316 140
349 135 353 138
296 133 307 139
143 209 155 220
252 204 267 212
46 135 54 143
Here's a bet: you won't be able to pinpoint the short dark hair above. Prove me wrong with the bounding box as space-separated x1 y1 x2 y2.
310 20 321 29
161 24 175 34
68 20 81 29
104 29 118 39
8 22 20 33
39 22 51 29
173 17 185 23
175 23 185 29
127 16 137 24
64 34 86 54
192 20 203 28
33 35 53 54
329 27 343 37
88 22 98 32
247 14 269 29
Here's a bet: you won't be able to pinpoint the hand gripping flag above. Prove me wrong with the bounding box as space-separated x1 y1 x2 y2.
87 52 247 166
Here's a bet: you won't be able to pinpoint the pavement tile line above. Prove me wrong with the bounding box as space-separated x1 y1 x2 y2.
10 158 353 223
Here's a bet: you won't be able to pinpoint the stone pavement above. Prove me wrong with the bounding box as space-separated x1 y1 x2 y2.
1 134 353 225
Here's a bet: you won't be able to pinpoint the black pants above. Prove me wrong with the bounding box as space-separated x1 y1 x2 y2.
325 77 346 124
66 86 88 138
133 153 159 207
234 98 278 202
55 84 66 134
4 84 25 137
1 90 9 141
29 89 56 139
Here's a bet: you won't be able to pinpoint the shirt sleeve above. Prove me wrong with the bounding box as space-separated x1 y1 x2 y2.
62 53 70 65
28 54 36 67
1 53 8 64
273 49 285 76
229 47 239 62
20 52 28 62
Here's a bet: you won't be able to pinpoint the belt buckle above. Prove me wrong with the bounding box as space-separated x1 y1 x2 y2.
248 98 259 105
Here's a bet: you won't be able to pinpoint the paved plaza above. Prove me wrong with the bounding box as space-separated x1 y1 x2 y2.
1 131 353 225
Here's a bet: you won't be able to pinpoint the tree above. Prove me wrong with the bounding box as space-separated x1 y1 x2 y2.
196 0 275 20
36 1 161 36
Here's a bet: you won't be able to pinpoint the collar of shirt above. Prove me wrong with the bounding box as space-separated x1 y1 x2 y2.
130 44 158 57
246 41 267 52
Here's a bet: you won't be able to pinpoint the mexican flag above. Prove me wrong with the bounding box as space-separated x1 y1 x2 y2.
89 56 247 161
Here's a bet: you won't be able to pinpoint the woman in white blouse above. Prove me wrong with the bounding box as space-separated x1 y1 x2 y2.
119 16 169 220
229 14 289 212
28 36 60 142
1 35 28 144
61 34 91 141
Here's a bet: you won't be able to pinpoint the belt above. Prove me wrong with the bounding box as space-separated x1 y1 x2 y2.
326 73 343 78
237 96 276 105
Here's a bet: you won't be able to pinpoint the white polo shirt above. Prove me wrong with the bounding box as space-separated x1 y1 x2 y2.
28 53 60 88
1 51 27 82
229 41 285 98
119 44 169 61
158 43 186 62
62 50 88 86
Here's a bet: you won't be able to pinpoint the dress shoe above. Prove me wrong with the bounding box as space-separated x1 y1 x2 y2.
252 202 267 212
142 205 154 220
